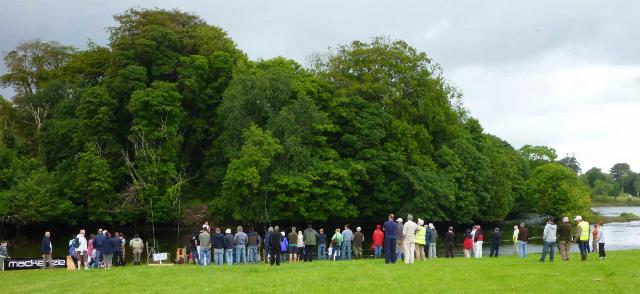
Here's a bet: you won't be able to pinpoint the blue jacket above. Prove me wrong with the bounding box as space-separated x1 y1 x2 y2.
102 237 114 254
93 233 105 250
383 221 396 239
112 237 122 253
41 236 52 254
426 230 432 245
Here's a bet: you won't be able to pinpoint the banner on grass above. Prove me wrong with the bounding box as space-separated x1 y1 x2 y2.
3 257 67 270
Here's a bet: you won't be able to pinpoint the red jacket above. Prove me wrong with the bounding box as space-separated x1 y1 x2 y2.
463 234 473 249
372 225 384 247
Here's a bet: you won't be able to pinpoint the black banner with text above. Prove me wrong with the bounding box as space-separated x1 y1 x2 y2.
3 257 67 270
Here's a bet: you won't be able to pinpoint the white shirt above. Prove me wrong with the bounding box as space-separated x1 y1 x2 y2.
75 234 88 252
597 227 606 243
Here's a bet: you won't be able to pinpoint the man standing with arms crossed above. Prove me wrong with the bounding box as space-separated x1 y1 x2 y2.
41 231 53 269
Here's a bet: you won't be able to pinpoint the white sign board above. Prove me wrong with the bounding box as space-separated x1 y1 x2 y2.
153 253 168 262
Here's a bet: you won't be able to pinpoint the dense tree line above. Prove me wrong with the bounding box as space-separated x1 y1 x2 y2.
0 9 593 227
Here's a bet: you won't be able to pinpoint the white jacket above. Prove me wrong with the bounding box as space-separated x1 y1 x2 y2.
75 234 88 252
403 220 419 243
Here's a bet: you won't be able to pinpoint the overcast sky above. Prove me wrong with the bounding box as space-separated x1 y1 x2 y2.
1 0 639 172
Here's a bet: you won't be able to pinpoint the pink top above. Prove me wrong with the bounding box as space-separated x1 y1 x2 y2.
87 239 94 253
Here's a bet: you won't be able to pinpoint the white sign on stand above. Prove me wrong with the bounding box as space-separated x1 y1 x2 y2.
153 253 168 264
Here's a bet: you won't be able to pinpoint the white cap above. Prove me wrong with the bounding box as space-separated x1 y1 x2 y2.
396 218 403 223
225 229 231 234
356 227 361 231
574 215 582 221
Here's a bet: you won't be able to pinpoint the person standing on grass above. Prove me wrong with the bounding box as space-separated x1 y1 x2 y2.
280 231 288 263
247 227 261 264
224 229 234 265
269 226 283 266
473 226 484 258
540 217 557 262
42 231 53 269
112 232 123 266
341 224 354 260
87 234 94 268
414 219 426 261
303 224 319 262
382 213 398 264
212 228 225 266
512 225 519 256
198 228 211 266
462 229 472 258
517 223 528 258
288 227 299 263
557 217 572 261
296 231 305 261
264 227 273 264
102 232 114 270
190 232 199 265
353 227 364 259
330 228 343 261
597 222 606 259
591 224 599 254
470 225 477 256
444 226 455 258
318 228 327 260
130 234 144 265
373 224 384 259
574 215 590 261
425 222 431 258
428 223 438 259
74 229 89 270
403 214 419 264
396 218 404 261
120 233 126 266
489 228 501 258
93 229 105 269
234 226 248 265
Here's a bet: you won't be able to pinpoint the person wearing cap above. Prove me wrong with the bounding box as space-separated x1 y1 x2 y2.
396 217 404 261
574 215 590 261
414 219 426 261
372 224 384 259
303 224 319 262
223 228 234 265
353 227 364 259
428 223 438 258
557 216 572 261
512 225 519 256
540 217 557 262
517 223 528 258
489 228 501 257
382 214 396 263
402 214 419 264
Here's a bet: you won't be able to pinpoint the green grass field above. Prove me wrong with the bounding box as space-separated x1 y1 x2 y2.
1 251 637 293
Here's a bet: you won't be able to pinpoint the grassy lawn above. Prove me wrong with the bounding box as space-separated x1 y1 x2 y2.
1 251 637 293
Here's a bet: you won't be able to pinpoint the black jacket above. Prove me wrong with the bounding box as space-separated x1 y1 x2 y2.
41 236 52 254
269 231 282 249
491 231 501 244
224 234 234 250
111 237 122 253
212 233 225 249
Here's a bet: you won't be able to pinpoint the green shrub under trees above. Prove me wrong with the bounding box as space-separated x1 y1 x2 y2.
0 8 593 226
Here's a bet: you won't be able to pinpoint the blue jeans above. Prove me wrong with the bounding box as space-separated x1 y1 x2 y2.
247 246 259 263
518 241 527 258
540 241 555 262
374 245 382 258
264 244 270 263
341 241 352 260
383 237 396 263
331 246 341 260
199 246 211 266
213 249 224 265
235 245 246 264
318 244 326 260
93 249 102 268
578 240 588 260
225 249 233 265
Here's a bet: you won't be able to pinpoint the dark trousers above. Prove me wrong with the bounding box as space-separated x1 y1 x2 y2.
304 245 315 262
113 251 123 266
598 243 606 258
445 243 454 258
489 243 499 257
264 244 270 264
384 237 397 264
577 240 588 260
425 244 430 258
269 247 280 266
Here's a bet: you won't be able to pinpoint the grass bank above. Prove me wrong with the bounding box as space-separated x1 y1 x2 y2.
1 250 638 293
591 195 640 207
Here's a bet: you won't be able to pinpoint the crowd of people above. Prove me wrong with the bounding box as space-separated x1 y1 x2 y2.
39 228 145 270
28 212 607 269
